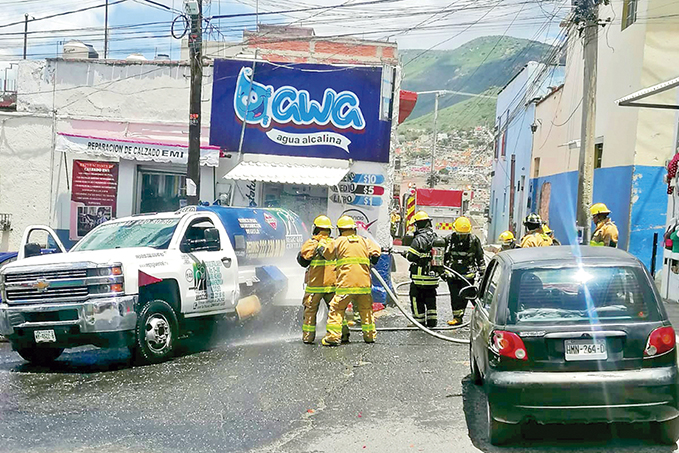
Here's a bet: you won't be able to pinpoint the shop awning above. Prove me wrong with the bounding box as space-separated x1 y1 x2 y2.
616 75 679 110
224 155 350 186
56 133 220 167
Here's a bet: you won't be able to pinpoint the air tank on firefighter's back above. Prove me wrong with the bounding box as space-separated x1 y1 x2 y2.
198 205 309 306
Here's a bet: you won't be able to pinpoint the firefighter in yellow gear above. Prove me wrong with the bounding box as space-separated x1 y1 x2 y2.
590 203 619 247
542 224 560 246
498 230 517 251
520 213 552 247
297 215 348 344
321 216 381 346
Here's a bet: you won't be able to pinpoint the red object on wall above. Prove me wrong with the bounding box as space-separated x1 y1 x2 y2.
399 90 418 124
416 189 463 207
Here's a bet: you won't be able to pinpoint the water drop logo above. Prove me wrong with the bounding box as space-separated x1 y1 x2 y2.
233 66 366 152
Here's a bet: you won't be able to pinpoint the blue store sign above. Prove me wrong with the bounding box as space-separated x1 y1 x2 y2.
210 59 392 163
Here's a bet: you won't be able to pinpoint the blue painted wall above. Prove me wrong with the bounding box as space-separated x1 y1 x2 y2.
629 165 667 271
530 166 632 248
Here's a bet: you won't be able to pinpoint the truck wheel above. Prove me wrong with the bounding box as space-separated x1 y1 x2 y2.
654 417 679 445
487 401 519 445
16 346 64 364
133 300 178 364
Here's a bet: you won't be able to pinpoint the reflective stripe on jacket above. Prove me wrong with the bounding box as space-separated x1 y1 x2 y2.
300 233 336 293
323 232 380 293
407 227 439 287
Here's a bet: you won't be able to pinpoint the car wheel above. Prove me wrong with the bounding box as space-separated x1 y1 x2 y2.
132 300 178 364
16 346 64 364
470 343 482 385
487 400 519 445
654 417 679 445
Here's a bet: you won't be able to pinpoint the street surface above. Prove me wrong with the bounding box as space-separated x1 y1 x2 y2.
0 292 678 453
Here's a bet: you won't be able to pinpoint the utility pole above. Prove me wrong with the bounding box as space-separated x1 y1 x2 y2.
23 14 29 59
429 92 439 188
186 0 202 205
104 0 109 59
575 0 599 243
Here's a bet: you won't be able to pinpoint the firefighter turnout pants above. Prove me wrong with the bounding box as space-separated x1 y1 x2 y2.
303 292 349 343
324 293 376 344
409 283 438 327
447 276 474 321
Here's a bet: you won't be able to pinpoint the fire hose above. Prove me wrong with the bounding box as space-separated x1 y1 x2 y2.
366 266 471 345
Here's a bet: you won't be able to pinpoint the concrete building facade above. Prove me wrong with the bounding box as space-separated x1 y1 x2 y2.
530 0 679 269
0 27 400 252
488 62 565 242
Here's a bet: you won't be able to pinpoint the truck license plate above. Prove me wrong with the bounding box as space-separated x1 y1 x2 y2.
34 329 56 343
565 339 607 361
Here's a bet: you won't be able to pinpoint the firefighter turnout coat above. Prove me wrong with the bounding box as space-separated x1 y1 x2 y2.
406 227 439 287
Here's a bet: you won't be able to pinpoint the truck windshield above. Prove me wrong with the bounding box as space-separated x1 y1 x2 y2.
507 266 660 324
71 218 180 252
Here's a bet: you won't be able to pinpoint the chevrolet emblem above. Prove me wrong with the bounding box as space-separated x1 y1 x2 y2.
34 279 50 292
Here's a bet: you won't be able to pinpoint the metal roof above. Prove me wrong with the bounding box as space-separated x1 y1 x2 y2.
497 246 641 268
224 158 350 186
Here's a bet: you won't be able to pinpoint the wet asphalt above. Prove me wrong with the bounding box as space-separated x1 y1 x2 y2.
0 295 678 453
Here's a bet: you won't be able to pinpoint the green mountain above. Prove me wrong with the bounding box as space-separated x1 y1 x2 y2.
403 90 498 131
401 35 556 128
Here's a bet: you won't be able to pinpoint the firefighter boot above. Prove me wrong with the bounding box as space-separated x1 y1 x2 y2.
341 315 350 343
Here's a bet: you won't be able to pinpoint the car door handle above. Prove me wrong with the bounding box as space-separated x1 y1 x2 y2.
221 257 232 268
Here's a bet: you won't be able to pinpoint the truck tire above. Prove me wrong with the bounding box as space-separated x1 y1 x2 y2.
132 300 178 364
16 346 64 364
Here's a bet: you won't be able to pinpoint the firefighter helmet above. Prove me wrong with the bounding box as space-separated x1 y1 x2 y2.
336 215 357 229
499 230 515 244
453 216 472 234
313 215 333 230
524 213 542 226
412 211 430 222
590 203 611 216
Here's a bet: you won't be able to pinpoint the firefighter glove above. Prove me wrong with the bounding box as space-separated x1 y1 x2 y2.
370 254 380 265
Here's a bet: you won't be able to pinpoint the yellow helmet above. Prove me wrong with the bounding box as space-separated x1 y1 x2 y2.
542 224 552 235
313 215 332 230
590 203 611 216
336 215 356 229
498 230 515 244
453 216 472 234
412 211 430 223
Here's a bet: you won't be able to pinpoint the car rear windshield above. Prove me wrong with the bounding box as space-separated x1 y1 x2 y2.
507 266 660 324
71 218 180 252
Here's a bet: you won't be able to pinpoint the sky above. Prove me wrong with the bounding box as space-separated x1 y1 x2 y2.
0 0 569 72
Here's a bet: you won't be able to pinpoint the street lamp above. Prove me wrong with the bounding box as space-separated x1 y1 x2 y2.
415 90 497 188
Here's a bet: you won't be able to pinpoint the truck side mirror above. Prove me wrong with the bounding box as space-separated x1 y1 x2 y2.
459 285 478 302
24 243 42 258
204 228 221 252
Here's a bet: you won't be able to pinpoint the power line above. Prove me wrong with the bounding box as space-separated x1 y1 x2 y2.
0 0 128 30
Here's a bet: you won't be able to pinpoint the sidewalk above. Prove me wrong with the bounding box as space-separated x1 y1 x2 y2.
664 299 679 329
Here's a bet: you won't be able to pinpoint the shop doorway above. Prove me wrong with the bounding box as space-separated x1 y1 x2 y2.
262 183 328 228
136 168 186 214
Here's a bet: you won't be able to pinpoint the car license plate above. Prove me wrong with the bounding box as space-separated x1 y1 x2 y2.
564 339 607 361
34 329 56 343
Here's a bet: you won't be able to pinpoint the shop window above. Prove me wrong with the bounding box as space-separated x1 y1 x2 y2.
595 143 603 169
138 170 186 214
262 183 328 229
622 0 638 30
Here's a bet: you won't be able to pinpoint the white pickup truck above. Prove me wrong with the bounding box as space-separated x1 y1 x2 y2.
0 206 307 364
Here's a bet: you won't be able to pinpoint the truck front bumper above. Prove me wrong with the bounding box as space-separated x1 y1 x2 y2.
0 296 137 347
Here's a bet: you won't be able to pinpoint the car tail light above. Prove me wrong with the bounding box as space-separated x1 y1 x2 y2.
491 330 528 361
645 326 676 357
